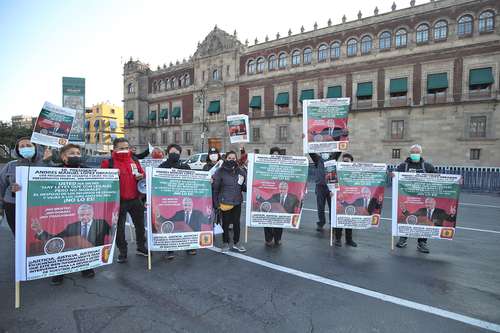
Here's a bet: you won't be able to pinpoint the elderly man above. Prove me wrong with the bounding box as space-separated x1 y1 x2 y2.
395 144 436 253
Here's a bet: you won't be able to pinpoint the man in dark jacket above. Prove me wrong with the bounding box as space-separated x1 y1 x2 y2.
395 144 436 253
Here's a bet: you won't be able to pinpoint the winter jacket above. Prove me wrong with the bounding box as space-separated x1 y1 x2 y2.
101 152 144 200
212 163 247 207
396 157 436 173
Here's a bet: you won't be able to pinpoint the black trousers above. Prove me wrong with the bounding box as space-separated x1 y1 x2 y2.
221 204 241 244
4 202 15 235
334 228 353 241
399 236 427 243
116 198 146 254
264 227 283 242
315 184 331 226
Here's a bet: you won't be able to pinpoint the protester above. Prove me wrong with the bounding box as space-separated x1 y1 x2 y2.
394 144 436 254
150 147 165 159
101 138 147 263
213 151 247 253
158 144 196 258
131 145 150 159
334 153 357 247
0 137 51 235
203 147 222 171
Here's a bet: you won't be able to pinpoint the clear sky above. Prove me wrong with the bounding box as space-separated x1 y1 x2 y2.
0 0 411 121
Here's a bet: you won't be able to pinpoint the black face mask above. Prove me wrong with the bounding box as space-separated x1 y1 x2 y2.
168 152 180 163
224 160 237 169
66 156 81 167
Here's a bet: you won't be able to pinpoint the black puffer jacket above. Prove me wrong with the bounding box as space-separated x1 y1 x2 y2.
212 163 247 207
396 157 435 173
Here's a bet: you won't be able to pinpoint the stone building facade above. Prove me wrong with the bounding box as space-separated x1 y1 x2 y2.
123 0 500 166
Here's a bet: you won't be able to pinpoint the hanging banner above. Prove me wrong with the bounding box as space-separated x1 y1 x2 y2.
31 102 76 148
302 98 350 153
392 172 461 240
147 167 213 251
332 162 387 229
227 114 249 144
15 167 119 281
62 77 86 145
246 154 308 229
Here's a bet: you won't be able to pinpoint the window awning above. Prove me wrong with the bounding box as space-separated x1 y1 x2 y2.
207 101 220 113
299 89 314 102
390 78 408 93
149 111 157 120
249 96 262 109
326 86 342 98
159 108 168 119
109 120 117 129
356 82 373 97
93 119 100 128
275 92 289 106
125 111 134 120
469 67 494 86
171 107 181 118
427 73 448 90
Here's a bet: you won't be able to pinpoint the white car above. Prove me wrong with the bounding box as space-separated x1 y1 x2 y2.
184 153 208 170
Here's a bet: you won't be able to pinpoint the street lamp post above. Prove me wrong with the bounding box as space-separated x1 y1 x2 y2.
196 87 207 153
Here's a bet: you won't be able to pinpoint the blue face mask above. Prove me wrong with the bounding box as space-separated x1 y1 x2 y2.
410 153 421 162
19 147 35 159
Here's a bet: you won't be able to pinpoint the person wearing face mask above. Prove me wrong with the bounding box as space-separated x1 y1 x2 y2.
212 151 247 253
0 137 50 235
203 147 222 171
101 138 147 263
158 144 195 259
394 144 436 253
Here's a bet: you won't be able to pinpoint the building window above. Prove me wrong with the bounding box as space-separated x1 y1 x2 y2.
347 39 358 56
174 132 181 144
150 133 156 144
318 44 328 61
184 131 192 144
127 83 135 94
469 116 487 138
416 24 429 43
184 74 190 86
252 127 261 142
152 81 158 92
330 42 340 59
292 50 301 65
361 36 372 54
247 60 256 74
469 67 494 98
426 72 448 103
170 79 175 89
202 71 205 81
392 149 401 159
395 29 407 48
433 20 448 41
178 77 182 87
303 48 312 64
379 31 391 50
457 15 473 36
470 149 481 160
278 52 287 68
479 11 495 33
161 132 168 145
158 79 164 91
278 125 288 142
226 65 230 76
212 69 219 81
256 57 265 73
391 120 405 139
268 55 277 70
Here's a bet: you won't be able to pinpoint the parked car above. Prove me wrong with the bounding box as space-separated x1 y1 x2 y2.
183 153 208 170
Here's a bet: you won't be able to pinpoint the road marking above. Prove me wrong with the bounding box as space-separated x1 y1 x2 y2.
209 247 500 332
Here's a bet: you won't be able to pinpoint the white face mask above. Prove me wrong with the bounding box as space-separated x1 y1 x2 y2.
321 153 330 160
209 154 218 162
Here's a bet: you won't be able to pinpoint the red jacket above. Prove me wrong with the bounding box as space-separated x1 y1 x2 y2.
101 152 145 200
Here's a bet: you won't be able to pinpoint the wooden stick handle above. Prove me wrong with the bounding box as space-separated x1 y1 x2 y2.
15 281 20 309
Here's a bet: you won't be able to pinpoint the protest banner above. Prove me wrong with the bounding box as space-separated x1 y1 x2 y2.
15 167 119 307
392 172 461 243
146 167 213 266
31 102 76 148
137 159 166 194
227 114 249 144
324 160 338 192
245 154 308 234
331 163 387 242
62 77 86 145
302 98 350 153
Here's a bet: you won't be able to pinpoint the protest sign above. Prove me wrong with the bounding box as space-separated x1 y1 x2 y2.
62 77 85 145
324 160 338 192
227 115 249 143
31 102 76 148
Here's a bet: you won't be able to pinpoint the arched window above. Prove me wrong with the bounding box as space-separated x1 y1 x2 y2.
158 79 164 91
152 81 157 92
303 48 312 64
347 39 358 56
268 55 277 70
247 60 256 74
361 36 372 54
170 78 175 89
292 50 301 65
278 52 287 68
416 24 429 43
127 83 134 94
395 29 407 47
212 69 219 80
178 77 182 87
457 15 473 36
330 42 340 59
479 11 495 32
318 44 328 61
379 31 391 50
184 74 190 86
433 20 448 40
256 57 265 73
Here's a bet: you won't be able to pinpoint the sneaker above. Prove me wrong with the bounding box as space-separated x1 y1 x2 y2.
165 251 175 260
81 269 95 278
186 249 197 255
136 247 148 257
334 239 342 247
417 242 430 254
221 243 230 253
396 238 408 248
51 275 64 286
346 240 358 247
233 244 247 253
117 254 128 263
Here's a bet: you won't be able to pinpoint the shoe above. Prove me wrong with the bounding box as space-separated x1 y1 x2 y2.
165 251 175 260
334 239 342 247
117 254 128 263
136 247 148 257
274 240 281 246
51 275 64 285
417 242 430 254
221 243 230 253
316 222 324 231
396 239 408 248
232 244 246 253
265 241 273 247
186 249 197 255
346 240 358 247
81 269 95 278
